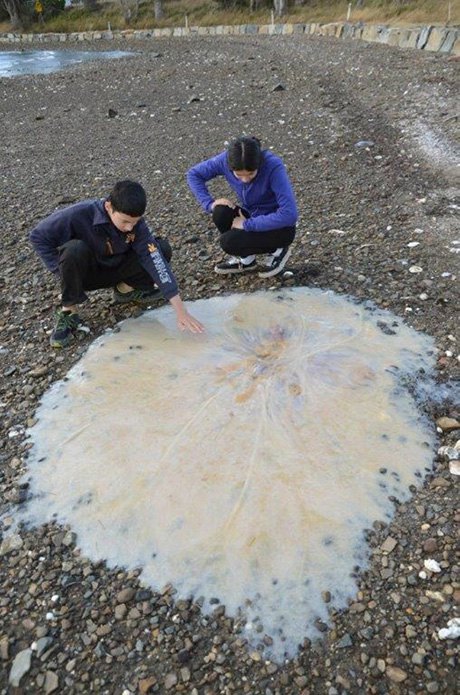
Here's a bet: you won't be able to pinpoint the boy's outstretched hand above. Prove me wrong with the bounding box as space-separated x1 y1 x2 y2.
177 310 205 334
170 295 205 334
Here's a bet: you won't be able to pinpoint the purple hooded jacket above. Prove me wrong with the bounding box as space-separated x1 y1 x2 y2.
187 149 298 233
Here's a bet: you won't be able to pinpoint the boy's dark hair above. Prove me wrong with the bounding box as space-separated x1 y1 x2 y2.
227 136 262 171
108 180 147 217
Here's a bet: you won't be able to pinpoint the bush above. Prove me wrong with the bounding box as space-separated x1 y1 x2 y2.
42 0 65 17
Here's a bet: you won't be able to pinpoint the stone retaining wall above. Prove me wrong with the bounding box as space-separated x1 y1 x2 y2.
0 21 458 55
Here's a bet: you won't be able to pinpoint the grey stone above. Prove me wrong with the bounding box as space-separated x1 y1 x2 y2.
36 636 53 658
417 26 432 49
9 648 32 687
336 633 353 648
45 670 59 694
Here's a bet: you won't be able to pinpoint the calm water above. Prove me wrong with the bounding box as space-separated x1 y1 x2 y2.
20 288 437 660
0 49 133 77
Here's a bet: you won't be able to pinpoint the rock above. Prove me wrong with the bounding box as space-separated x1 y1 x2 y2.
422 538 438 553
449 460 460 475
115 604 127 620
380 536 398 553
0 534 23 556
116 588 136 603
36 636 53 657
139 676 157 694
386 666 407 683
9 648 32 687
436 417 460 431
164 672 178 689
272 83 286 92
336 633 353 648
438 445 460 460
108 108 118 118
0 636 9 660
180 666 191 682
438 618 460 640
424 558 442 573
354 140 375 148
45 670 59 694
29 365 49 377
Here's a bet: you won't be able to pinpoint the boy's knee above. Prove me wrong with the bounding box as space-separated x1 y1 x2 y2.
58 239 90 260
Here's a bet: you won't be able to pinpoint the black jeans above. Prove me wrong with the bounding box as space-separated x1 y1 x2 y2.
212 204 296 257
58 238 172 306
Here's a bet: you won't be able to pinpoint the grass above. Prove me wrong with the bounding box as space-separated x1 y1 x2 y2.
0 0 458 34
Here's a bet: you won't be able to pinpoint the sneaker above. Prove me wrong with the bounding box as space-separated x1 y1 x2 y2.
258 247 292 278
113 286 162 307
214 257 257 275
50 310 90 348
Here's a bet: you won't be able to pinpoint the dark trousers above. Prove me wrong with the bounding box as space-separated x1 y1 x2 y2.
58 238 172 306
212 204 296 257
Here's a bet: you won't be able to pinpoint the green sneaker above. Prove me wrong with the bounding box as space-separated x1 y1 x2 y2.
113 286 162 307
50 310 90 348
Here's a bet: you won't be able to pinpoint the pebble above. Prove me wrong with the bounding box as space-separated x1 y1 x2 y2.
164 672 178 689
449 460 460 475
380 535 398 553
386 665 408 683
45 670 59 694
438 445 460 460
436 416 460 432
438 618 460 640
0 534 23 555
9 648 32 687
422 537 437 552
424 559 442 573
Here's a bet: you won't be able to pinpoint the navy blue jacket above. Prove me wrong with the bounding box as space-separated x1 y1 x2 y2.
29 199 179 300
187 150 298 232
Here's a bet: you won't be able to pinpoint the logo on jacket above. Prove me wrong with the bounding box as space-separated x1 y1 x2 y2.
148 242 171 285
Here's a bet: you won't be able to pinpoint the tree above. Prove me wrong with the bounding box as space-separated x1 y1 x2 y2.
154 0 163 20
120 0 139 24
2 0 31 29
82 0 99 10
273 0 287 18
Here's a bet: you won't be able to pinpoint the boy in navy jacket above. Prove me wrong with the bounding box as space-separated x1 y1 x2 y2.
30 180 203 347
187 136 297 278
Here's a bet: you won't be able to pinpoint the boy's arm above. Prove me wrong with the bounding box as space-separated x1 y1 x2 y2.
135 224 204 334
30 210 72 273
133 225 180 300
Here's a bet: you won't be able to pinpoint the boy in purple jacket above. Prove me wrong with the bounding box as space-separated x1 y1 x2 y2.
30 180 204 348
187 136 298 278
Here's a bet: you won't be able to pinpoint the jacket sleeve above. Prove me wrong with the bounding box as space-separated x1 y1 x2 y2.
29 210 72 273
186 152 227 213
243 163 298 233
133 223 179 301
